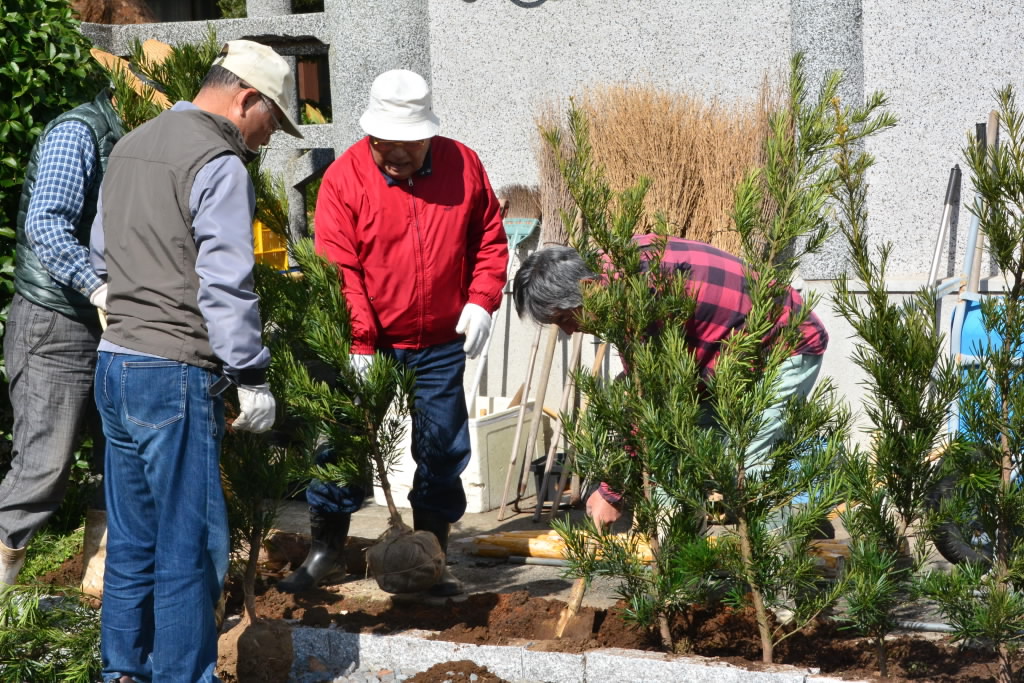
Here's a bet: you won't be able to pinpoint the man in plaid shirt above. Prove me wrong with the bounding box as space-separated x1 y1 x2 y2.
512 234 828 526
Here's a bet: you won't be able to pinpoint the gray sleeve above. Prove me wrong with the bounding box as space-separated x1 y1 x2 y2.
190 155 270 377
89 192 106 279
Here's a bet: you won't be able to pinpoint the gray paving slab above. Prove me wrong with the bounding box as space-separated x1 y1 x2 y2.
286 626 870 683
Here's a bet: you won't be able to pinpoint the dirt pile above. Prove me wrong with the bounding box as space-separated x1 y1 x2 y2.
72 0 155 24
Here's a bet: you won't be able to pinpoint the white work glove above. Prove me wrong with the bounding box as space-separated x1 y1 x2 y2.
89 283 108 311
232 384 276 433
455 303 492 359
349 353 373 382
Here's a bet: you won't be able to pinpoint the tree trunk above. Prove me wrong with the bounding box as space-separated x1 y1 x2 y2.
738 515 774 663
998 643 1013 683
875 635 888 679
998 398 1012 568
243 518 265 623
642 470 674 651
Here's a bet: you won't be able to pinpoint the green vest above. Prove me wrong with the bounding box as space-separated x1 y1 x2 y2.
14 91 124 322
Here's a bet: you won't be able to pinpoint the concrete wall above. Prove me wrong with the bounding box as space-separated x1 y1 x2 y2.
80 0 1024 444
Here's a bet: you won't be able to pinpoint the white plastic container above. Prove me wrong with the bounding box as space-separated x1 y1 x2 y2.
373 397 539 513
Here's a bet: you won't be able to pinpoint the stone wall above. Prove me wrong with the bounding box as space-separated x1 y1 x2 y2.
81 0 1024 438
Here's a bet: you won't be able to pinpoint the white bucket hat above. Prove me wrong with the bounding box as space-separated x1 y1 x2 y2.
359 69 440 141
213 40 303 139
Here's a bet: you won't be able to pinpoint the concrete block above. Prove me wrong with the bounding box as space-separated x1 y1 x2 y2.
289 627 359 680
387 632 460 674
585 648 807 683
356 631 396 672
448 643 525 682
522 649 585 683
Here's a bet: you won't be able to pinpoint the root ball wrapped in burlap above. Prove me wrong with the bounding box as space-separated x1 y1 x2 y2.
366 523 445 594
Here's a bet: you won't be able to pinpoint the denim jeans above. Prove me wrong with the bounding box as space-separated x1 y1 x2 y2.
308 339 471 523
0 294 104 549
95 352 227 683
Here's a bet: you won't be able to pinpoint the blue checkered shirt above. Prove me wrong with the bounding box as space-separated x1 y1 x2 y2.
25 120 103 296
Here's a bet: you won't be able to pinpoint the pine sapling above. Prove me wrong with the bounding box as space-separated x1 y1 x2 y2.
922 86 1024 683
827 86 965 678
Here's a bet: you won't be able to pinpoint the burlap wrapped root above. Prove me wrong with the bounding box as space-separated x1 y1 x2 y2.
366 523 445 593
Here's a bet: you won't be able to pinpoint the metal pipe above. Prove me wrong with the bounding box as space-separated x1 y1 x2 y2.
928 165 962 286
506 555 570 567
896 620 958 634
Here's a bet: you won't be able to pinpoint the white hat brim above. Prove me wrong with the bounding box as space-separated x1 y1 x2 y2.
359 110 440 141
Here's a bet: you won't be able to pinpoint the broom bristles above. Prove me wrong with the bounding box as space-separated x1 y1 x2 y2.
498 184 542 220
534 79 780 253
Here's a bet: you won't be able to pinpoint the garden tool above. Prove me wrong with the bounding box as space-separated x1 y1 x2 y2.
554 574 595 639
0 538 26 587
80 508 108 599
497 324 543 521
466 185 540 409
276 509 351 593
511 324 560 513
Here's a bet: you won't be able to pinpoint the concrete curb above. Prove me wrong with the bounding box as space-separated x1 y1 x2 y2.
287 624 867 683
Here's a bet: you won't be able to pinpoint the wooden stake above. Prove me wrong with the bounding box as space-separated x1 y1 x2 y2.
497 324 543 521
534 331 583 521
515 325 561 504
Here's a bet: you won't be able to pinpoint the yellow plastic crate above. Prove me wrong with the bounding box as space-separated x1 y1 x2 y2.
253 219 288 271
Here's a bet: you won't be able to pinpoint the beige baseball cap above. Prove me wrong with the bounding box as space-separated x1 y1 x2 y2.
213 40 303 139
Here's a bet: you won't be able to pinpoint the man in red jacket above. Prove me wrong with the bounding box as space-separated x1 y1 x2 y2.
278 70 509 596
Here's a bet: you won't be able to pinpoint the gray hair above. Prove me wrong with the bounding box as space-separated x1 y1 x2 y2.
513 246 594 323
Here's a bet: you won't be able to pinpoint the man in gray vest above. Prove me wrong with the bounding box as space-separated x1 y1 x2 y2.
0 41 173 593
89 40 302 683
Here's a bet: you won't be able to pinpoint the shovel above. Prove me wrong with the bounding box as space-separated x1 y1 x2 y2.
554 529 601 638
554 573 595 639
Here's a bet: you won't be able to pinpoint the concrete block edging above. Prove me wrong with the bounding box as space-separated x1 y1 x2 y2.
287 624 868 682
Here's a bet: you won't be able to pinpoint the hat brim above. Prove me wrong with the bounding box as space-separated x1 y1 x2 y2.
279 111 304 139
359 111 440 141
91 47 171 110
140 39 173 66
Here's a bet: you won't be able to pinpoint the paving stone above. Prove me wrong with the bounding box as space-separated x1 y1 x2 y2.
585 648 807 683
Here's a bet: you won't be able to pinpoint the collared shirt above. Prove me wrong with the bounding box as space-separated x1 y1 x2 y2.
26 120 103 296
379 149 433 186
635 234 828 376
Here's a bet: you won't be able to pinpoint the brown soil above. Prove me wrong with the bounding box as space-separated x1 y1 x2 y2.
71 0 156 24
38 541 1014 683
405 660 508 682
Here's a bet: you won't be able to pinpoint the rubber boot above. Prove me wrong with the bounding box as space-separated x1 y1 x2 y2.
276 510 350 593
412 508 463 597
0 538 26 587
80 509 107 599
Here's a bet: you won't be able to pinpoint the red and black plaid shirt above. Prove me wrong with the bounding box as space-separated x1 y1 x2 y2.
632 234 828 375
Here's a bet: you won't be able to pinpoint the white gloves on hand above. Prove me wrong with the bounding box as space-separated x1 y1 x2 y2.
89 283 108 311
349 354 373 381
456 303 492 359
233 383 276 433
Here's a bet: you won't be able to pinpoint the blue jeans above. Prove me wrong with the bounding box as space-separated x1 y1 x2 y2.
95 352 227 683
309 339 471 523
0 294 104 549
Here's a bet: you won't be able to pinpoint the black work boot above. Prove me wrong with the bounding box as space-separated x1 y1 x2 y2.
276 509 350 593
412 508 463 597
